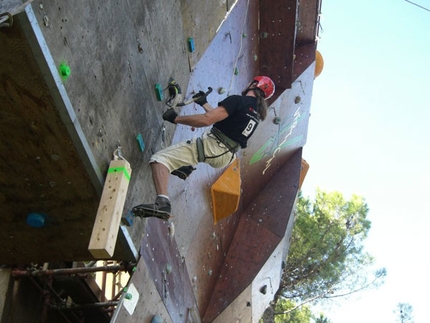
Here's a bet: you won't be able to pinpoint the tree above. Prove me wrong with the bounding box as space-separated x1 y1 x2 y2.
260 299 312 323
314 313 332 323
273 299 312 323
395 302 414 323
274 190 386 309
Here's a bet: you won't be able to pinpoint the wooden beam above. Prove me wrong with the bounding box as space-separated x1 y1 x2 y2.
88 160 132 258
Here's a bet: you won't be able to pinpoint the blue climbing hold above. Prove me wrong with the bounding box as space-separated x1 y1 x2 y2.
26 213 46 228
151 315 163 323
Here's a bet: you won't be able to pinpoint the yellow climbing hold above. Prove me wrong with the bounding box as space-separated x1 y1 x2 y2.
211 159 241 224
314 50 324 79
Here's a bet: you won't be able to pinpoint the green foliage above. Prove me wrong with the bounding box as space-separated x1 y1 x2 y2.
273 299 312 323
314 313 332 323
277 189 385 305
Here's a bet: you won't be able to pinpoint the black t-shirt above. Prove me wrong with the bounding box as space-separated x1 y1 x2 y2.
213 95 260 148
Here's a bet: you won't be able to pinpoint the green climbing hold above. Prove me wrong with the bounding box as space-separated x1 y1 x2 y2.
59 63 70 79
188 37 195 52
155 83 164 101
165 263 172 274
136 133 145 152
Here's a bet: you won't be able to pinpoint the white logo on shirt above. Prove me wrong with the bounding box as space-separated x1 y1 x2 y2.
242 119 257 137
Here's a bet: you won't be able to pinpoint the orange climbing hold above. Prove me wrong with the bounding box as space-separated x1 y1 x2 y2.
211 159 241 224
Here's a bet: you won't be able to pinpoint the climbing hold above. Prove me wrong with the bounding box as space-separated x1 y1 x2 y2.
168 222 175 240
136 133 145 152
155 83 164 101
122 210 135 226
211 159 241 223
151 315 163 323
59 63 70 80
294 96 301 104
165 263 172 274
260 285 268 295
26 213 46 228
218 87 226 94
242 33 247 38
234 68 239 75
314 50 324 78
188 37 195 52
273 116 281 125
125 293 133 300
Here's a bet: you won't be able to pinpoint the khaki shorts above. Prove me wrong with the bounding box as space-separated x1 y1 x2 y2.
150 129 236 172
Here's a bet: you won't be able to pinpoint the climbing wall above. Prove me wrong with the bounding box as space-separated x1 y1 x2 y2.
1 0 320 321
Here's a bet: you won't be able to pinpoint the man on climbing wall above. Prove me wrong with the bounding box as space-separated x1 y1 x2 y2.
132 76 275 220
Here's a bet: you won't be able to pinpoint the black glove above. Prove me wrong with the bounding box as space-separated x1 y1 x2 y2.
192 91 208 106
162 108 178 124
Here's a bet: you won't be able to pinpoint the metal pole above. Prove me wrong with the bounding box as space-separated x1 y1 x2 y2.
58 301 119 310
12 264 131 277
101 261 107 302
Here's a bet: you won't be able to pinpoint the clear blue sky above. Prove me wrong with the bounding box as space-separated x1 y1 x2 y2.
300 0 430 322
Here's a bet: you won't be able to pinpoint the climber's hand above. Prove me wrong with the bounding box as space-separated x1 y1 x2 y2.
162 108 178 124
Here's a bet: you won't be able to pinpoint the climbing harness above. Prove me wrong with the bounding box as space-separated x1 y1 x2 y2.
196 127 240 164
196 137 205 163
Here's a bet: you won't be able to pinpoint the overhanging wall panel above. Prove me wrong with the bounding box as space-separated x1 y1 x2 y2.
204 149 302 323
293 42 317 81
259 0 298 92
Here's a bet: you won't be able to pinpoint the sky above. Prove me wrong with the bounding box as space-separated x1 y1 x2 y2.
299 0 430 322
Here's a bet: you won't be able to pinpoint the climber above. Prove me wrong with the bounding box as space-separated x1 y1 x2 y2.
132 76 275 220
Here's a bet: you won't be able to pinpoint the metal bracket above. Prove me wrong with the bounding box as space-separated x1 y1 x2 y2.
113 141 126 161
0 12 13 28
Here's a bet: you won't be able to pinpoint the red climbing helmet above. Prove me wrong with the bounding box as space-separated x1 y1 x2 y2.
253 76 275 100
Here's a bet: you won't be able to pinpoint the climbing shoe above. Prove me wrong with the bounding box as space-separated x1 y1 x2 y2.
132 196 171 221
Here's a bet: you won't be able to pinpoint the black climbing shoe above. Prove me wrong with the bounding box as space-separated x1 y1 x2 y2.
132 196 171 221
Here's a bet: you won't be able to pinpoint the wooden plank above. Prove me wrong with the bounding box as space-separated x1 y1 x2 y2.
88 159 132 258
